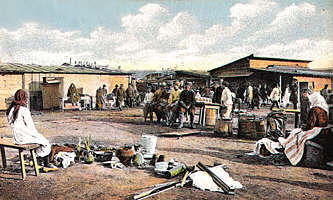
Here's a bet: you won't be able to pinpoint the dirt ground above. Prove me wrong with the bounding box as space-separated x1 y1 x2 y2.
0 107 332 200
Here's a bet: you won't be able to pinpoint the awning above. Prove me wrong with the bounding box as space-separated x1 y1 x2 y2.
217 72 254 78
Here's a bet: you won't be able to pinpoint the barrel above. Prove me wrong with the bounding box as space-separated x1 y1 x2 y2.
214 119 232 136
205 108 217 126
238 119 256 139
255 120 265 139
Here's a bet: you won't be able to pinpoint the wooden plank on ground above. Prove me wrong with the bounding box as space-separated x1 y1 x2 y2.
158 130 201 137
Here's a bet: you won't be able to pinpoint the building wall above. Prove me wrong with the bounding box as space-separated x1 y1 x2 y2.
294 76 332 92
249 59 309 69
22 73 130 97
0 73 130 110
210 59 249 77
0 74 23 110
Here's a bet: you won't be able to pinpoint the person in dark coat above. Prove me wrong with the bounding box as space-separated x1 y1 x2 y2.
289 79 299 109
175 82 196 129
116 84 125 111
252 85 260 109
212 80 223 104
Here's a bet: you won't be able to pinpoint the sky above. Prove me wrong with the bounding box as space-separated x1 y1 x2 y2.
0 0 332 71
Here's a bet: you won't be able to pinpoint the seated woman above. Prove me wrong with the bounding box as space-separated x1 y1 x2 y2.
303 90 329 131
303 89 332 162
6 89 52 167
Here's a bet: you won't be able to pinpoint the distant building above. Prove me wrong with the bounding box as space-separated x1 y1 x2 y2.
0 63 132 110
209 54 332 93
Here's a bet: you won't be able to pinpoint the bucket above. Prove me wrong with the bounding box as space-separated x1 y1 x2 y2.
140 135 157 155
205 108 217 126
214 119 232 136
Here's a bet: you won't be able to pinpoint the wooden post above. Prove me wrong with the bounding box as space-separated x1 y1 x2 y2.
30 149 39 176
0 146 7 168
19 149 26 180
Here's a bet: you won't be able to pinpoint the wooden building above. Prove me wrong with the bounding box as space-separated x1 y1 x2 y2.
0 63 131 110
209 54 332 92
174 70 210 89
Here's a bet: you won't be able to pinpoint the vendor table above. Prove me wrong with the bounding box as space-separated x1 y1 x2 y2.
195 102 221 127
272 108 301 128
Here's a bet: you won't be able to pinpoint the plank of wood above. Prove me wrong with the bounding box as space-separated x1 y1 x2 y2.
1 146 7 168
158 130 201 137
0 138 40 150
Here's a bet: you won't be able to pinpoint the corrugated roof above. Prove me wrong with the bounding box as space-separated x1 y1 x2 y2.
0 63 131 75
251 65 333 77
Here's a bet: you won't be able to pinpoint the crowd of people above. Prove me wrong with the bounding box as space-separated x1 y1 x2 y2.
67 78 331 131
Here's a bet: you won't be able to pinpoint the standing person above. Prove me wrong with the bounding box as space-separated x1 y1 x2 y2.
320 84 329 101
125 83 134 107
96 87 103 110
246 83 253 109
101 84 108 109
282 85 291 108
236 84 245 104
102 84 108 97
211 83 218 102
143 87 154 122
270 83 280 110
300 89 311 125
116 84 125 111
112 84 119 95
212 79 223 104
260 83 268 106
177 82 196 129
289 79 299 109
252 84 260 109
112 85 119 107
220 81 233 119
6 89 52 167
303 90 329 130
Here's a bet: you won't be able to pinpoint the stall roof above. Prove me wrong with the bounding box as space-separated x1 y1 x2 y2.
250 65 333 77
0 63 131 75
175 70 210 78
216 72 254 78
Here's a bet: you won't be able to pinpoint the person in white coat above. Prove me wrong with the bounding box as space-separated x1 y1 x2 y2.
221 81 233 119
270 83 280 110
6 89 52 167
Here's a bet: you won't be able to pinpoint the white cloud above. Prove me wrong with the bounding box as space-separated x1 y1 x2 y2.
248 2 318 43
229 0 278 31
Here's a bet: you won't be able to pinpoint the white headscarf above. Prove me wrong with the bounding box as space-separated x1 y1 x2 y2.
308 92 328 113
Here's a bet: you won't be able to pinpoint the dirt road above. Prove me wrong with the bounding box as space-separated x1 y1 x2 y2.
0 108 332 200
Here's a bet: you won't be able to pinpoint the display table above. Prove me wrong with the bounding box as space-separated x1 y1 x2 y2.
195 102 221 127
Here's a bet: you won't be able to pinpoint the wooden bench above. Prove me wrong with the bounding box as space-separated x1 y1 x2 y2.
0 137 40 180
